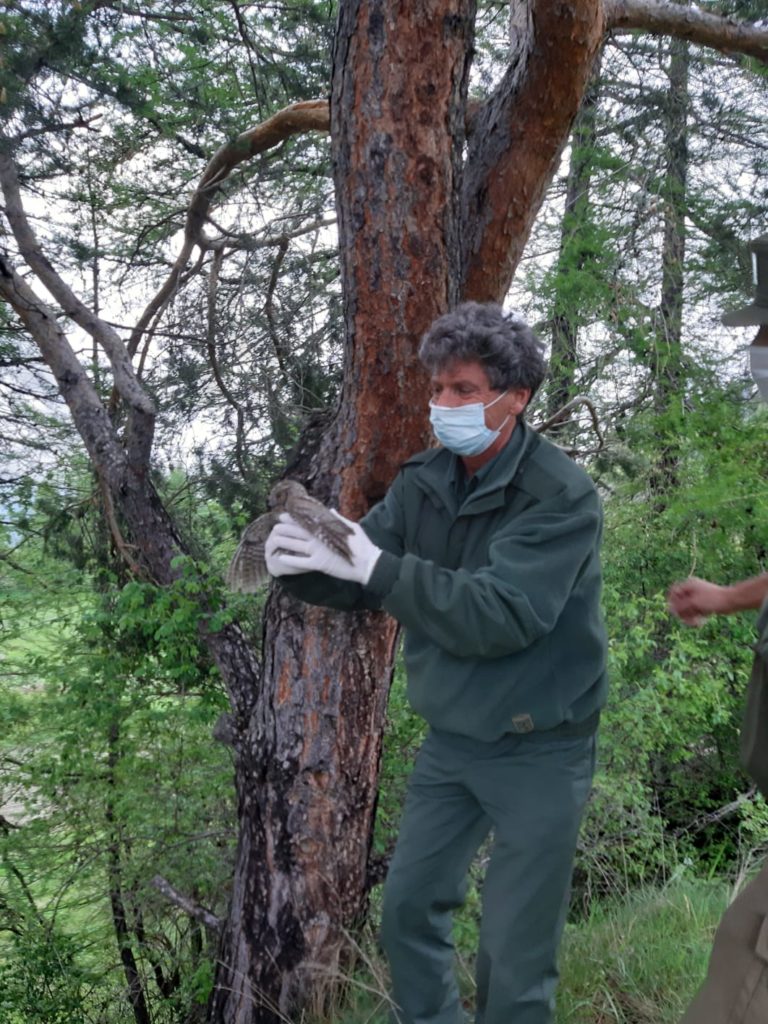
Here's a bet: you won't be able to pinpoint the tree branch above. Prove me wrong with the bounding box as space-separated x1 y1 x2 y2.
672 787 757 838
205 213 337 252
98 476 153 582
151 875 222 935
461 0 605 301
205 248 249 478
0 254 127 491
534 394 605 450
128 99 329 357
0 152 156 469
605 0 768 64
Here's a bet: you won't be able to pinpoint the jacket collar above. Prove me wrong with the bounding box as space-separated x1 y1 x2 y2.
410 420 537 515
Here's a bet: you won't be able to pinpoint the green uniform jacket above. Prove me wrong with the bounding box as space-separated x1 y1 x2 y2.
279 421 608 742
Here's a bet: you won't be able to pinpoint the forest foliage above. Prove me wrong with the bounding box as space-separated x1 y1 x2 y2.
2 1 768 1021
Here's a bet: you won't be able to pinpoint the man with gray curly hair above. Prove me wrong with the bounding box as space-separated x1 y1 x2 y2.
418 301 547 407
265 301 607 1024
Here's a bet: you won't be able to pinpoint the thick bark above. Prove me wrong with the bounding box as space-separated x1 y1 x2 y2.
460 0 605 301
208 2 475 1021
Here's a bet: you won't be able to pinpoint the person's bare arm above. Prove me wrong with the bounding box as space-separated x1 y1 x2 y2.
668 574 768 626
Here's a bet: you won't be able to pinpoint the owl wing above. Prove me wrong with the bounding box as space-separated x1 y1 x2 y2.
288 494 354 563
225 513 275 592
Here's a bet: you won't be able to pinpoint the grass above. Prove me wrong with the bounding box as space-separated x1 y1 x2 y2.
323 873 735 1024
556 875 728 1023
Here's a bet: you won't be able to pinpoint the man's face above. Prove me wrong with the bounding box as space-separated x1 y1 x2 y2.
429 359 529 429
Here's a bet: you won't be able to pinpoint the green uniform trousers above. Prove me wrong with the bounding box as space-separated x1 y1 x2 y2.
380 726 596 1024
681 859 768 1024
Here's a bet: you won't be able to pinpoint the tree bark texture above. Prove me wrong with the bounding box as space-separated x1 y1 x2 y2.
461 0 604 301
209 2 475 1021
657 30 689 397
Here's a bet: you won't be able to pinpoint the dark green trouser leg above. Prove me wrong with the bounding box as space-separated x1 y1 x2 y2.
380 729 595 1024
380 732 492 1024
472 733 595 1024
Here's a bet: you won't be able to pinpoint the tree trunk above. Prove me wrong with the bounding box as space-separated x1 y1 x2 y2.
208 1 474 1021
547 58 603 422
650 25 689 496
460 0 604 301
106 723 153 1024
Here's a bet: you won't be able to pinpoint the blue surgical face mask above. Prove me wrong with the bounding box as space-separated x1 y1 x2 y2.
429 390 510 456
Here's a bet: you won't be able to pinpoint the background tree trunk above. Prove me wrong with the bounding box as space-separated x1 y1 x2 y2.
548 59 604 422
650 26 690 496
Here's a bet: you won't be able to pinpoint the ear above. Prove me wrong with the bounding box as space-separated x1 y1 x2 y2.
508 387 531 416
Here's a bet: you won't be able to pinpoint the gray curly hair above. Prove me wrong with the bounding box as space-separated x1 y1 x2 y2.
418 302 547 410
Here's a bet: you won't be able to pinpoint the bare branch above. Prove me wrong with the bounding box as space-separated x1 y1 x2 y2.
151 875 222 935
605 0 768 63
227 0 264 109
206 214 337 252
12 113 103 143
205 248 249 477
264 236 290 382
0 152 156 468
132 248 206 384
672 787 757 838
534 395 605 451
98 477 153 583
128 99 330 357
0 253 126 489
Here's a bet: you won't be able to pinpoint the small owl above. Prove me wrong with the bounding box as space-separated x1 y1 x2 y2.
225 479 354 592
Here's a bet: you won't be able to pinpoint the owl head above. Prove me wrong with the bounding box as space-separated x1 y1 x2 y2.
268 479 306 508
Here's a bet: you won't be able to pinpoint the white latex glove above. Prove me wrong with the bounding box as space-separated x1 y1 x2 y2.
265 512 382 585
264 516 316 577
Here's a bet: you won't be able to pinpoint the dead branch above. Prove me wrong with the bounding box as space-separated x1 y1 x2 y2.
264 236 290 381
205 248 249 478
205 213 337 252
672 787 757 838
151 875 222 935
97 477 153 583
534 394 605 451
